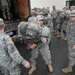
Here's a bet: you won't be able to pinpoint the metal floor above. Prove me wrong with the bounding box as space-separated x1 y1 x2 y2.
0 34 75 75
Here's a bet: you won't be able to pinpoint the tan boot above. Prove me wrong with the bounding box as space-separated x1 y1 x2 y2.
52 30 56 33
54 31 58 35
28 66 36 75
52 31 56 33
3 15 6 20
56 35 61 38
62 66 72 73
56 31 61 38
8 17 10 20
64 37 67 41
48 65 53 72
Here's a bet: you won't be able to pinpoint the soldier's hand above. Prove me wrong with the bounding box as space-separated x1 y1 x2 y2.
72 45 75 50
29 43 37 49
24 61 30 68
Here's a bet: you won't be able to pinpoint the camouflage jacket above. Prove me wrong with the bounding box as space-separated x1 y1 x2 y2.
68 22 75 46
0 32 27 69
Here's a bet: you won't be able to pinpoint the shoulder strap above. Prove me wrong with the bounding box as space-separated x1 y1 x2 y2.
37 25 44 38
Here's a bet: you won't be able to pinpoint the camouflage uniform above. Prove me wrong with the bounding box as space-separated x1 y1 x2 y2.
62 10 75 73
28 15 53 75
66 20 71 39
46 13 53 31
51 9 59 32
66 6 75 39
17 20 52 66
0 0 11 19
0 32 28 75
61 11 69 40
55 11 62 37
68 22 75 66
0 31 28 75
30 26 52 67
28 10 37 23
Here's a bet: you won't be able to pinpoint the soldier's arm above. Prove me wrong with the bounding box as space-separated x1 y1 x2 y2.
6 36 27 66
47 34 51 44
70 25 75 50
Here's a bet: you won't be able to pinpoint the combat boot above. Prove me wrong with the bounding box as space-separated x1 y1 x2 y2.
52 30 56 33
56 31 61 38
3 15 6 20
28 66 36 75
8 17 10 20
48 65 53 72
54 31 58 35
64 37 67 41
52 31 56 33
62 66 72 73
56 34 61 38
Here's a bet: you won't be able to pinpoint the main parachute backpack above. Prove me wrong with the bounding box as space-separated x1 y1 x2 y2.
18 21 50 44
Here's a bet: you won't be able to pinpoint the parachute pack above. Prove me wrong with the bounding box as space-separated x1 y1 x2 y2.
17 21 50 44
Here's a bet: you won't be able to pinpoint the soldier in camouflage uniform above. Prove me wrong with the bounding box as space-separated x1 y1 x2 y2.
28 10 37 23
60 7 69 40
66 6 75 39
55 10 62 38
28 15 53 75
62 10 75 73
51 6 60 34
46 13 53 32
0 0 11 20
0 18 30 75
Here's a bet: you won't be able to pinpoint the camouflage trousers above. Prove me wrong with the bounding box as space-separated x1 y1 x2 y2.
68 45 75 67
52 18 57 31
30 44 52 67
2 5 10 18
0 62 21 75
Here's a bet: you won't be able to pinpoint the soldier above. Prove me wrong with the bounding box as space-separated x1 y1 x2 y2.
0 18 30 75
66 6 75 40
62 10 75 73
0 0 11 20
61 7 69 40
28 10 37 23
28 15 53 75
46 13 53 32
51 6 60 35
55 10 62 38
